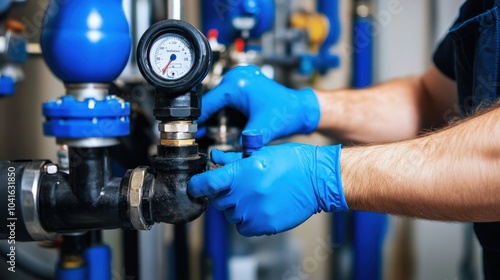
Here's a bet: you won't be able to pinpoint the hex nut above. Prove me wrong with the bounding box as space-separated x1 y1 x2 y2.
128 167 151 230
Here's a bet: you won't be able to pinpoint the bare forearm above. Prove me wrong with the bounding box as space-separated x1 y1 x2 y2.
316 66 458 144
341 105 500 222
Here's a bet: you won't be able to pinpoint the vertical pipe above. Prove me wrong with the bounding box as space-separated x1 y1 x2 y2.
352 3 387 280
167 0 182 20
203 206 229 280
174 225 189 280
58 234 88 280
123 231 140 279
84 231 112 280
352 11 372 88
318 0 341 57
68 147 111 204
318 0 341 48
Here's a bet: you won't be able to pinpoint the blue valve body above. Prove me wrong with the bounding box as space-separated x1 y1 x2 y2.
201 0 275 45
43 95 130 138
297 0 341 76
40 0 131 83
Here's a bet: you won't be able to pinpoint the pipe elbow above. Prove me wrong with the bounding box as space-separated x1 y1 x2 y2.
150 174 208 224
122 151 208 229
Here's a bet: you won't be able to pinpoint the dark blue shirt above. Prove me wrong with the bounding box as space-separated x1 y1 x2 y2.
433 1 500 278
434 0 499 115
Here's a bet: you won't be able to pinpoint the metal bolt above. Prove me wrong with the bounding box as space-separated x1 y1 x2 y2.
44 163 58 175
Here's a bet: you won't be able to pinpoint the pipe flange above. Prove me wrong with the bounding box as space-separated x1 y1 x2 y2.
128 167 151 230
21 161 60 241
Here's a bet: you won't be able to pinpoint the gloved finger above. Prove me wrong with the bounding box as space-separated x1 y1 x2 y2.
198 83 234 124
236 219 259 237
211 149 242 165
223 207 243 224
188 164 235 198
237 220 277 237
209 190 236 211
195 126 206 139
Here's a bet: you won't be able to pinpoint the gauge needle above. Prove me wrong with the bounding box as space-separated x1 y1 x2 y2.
162 54 177 75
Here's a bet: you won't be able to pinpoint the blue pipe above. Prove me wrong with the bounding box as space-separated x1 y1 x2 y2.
204 206 229 280
353 17 373 88
316 0 341 74
352 15 387 280
318 0 341 55
84 245 112 280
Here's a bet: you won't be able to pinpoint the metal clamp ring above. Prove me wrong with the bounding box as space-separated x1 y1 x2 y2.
21 161 60 240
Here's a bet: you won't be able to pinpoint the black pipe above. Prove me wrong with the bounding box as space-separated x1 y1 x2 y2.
39 171 123 232
69 147 111 203
39 147 125 232
174 224 190 280
123 230 140 280
145 145 208 225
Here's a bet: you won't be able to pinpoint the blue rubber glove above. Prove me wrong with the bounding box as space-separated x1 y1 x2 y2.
199 65 320 144
188 143 348 236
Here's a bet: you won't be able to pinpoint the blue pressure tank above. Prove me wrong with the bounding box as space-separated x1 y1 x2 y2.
40 0 131 83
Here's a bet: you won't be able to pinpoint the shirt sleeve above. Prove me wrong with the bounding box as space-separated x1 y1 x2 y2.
433 34 456 80
432 0 488 80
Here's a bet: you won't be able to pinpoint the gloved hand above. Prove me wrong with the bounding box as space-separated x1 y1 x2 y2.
188 143 348 236
199 65 320 145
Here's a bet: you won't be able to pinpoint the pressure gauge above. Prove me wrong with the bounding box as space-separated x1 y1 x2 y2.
137 20 211 93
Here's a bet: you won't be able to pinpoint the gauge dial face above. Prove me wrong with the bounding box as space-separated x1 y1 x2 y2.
148 33 195 80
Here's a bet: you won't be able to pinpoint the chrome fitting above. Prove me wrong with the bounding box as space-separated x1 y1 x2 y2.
159 121 197 141
158 121 197 133
65 83 108 101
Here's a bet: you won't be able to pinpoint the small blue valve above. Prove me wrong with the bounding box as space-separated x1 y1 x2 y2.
242 129 264 158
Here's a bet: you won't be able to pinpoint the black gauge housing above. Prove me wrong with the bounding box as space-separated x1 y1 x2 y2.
137 20 212 93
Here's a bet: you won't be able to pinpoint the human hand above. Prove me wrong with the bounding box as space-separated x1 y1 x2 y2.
199 65 320 144
188 143 348 236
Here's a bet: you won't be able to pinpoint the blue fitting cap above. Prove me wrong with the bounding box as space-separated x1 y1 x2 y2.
43 95 130 138
242 129 264 157
0 76 15 96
